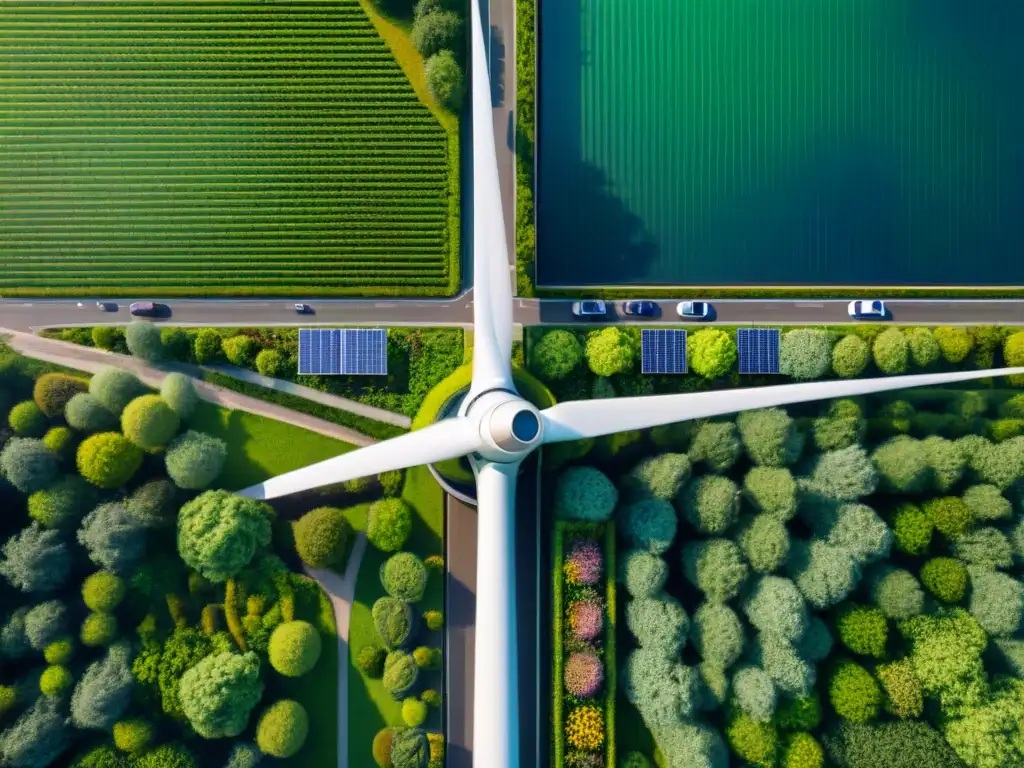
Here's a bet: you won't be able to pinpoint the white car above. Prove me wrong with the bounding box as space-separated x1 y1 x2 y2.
676 301 710 320
848 300 886 319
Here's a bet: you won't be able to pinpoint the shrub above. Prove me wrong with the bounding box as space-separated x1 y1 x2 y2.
736 408 804 467
626 595 688 656
1 437 58 493
898 609 988 700
71 643 134 730
113 719 153 754
623 648 701 727
891 502 932 555
566 704 605 751
962 484 1012 521
825 721 964 768
967 568 1024 636
781 732 823 768
402 696 428 727
294 507 352 569
820 503 892 564
920 557 967 603
873 329 910 374
382 650 419 699
583 328 634 377
412 9 461 56
876 659 923 718
177 490 273 582
164 430 228 490
425 50 465 111
193 329 224 364
25 600 67 650
682 538 749 602
617 498 677 554
922 436 965 492
795 616 834 663
906 327 941 367
28 475 96 529
954 527 1014 570
564 538 602 586
829 660 881 723
269 620 322 677
179 651 263 738
39 665 72 697
940 678 1024 768
373 598 414 649
688 329 737 379
619 549 668 598
133 743 197 768
255 348 289 379
775 694 821 731
160 327 191 360
530 330 583 381
43 638 73 666
80 612 118 647
732 665 777 722
42 427 74 458
8 401 47 437
752 635 816 697
122 321 162 361
787 539 861 609
78 502 147 573
623 453 690 501
0 698 70 768
34 374 88 419
832 334 870 378
121 394 180 450
690 602 744 668
779 329 831 380
553 466 617 521
77 433 143 489
742 576 807 641
92 325 123 350
619 752 653 768
64 393 118 434
222 335 258 368
681 475 740 534
689 420 742 472
424 610 443 631
726 711 779 766
872 436 930 493
372 728 395 767
254 699 308 759
357 645 387 678
367 499 414 553
568 598 602 642
804 445 878 501
812 415 864 452
88 367 147 415
738 515 790 573
159 374 198 419
869 567 924 619
126 479 178 527
835 604 888 658
380 553 428 603
564 650 604 699
0 523 70 593
422 689 441 707
934 326 974 363
743 467 798 520
923 496 972 540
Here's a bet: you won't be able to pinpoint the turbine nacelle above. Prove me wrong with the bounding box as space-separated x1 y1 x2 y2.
461 389 543 463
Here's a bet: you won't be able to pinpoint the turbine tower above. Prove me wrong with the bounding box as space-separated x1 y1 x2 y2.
239 7 1024 766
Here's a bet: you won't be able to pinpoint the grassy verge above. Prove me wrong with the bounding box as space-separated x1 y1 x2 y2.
552 523 565 766
515 0 537 297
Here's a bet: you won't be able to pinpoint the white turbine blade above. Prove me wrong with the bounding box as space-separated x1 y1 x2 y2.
541 367 1024 443
468 0 514 395
473 460 520 768
237 418 484 500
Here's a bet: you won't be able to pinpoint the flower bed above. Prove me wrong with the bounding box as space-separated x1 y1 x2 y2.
553 521 616 767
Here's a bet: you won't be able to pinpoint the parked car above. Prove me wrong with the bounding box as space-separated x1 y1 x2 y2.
848 300 886 319
294 303 312 314
96 301 117 312
622 300 658 317
129 302 169 318
676 301 711 320
571 300 608 318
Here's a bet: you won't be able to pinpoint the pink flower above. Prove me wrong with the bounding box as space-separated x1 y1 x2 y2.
566 539 603 586
568 600 603 642
564 651 604 699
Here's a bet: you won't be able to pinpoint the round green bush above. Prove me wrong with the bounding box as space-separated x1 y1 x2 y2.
726 711 779 766
39 665 72 697
553 466 617 521
424 50 465 111
875 659 923 718
622 453 691 501
357 645 387 678
255 348 290 378
617 497 677 554
121 394 180 450
255 699 309 759
113 719 154 754
82 571 126 613
690 602 744 668
753 634 816 698
738 515 790 573
829 660 882 723
382 650 419 699
127 479 178 526
530 330 583 381
872 436 930 493
34 373 88 419
934 326 974 363
688 329 738 379
43 637 73 666
795 616 834 663
372 597 414 649
736 408 804 467
682 538 749 602
402 696 428 727
689 420 742 472
80 612 117 647
64 393 118 434
775 694 821 731
1 437 59 493
812 415 864 451
76 432 143 489
891 502 932 555
8 400 47 437
92 325 124 351
954 527 1014 570
373 728 395 767
780 329 832 380
193 329 224 364
88 367 147 415
967 568 1024 637
367 498 414 553
27 475 96 529
870 567 924 620
732 665 778 722
269 620 322 677
742 576 807 642
619 550 668 598
821 503 892 565
681 475 740 535
160 373 199 419
42 427 75 458
164 430 228 490
626 594 689 655
585 328 636 378
920 557 967 603
832 334 870 378
133 743 197 768
836 604 888 658
786 539 861 610
412 9 461 56
922 435 965 492
294 506 352 569
125 321 164 362
962 484 1012 521
424 610 443 631
906 328 941 367
873 329 910 375
160 327 191 360
392 727 430 768
923 496 972 540
743 467 798 520
380 553 429 603
782 732 823 768
422 689 441 708
804 445 878 501
222 335 259 367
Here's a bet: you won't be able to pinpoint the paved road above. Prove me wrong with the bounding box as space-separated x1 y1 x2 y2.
484 0 517 274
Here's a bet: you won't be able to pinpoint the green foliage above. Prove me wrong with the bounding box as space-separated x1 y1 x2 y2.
812 414 865 451
781 732 823 768
732 665 777 722
876 659 923 718
682 538 749 602
743 467 798 520
787 539 861 609
255 699 308 758
869 566 924 620
25 601 67 650
824 721 965 768
1 438 59 494
584 327 635 376
159 373 198 419
193 329 224 364
624 648 700 727
954 527 1013 570
28 475 95 529
831 334 870 378
42 426 74 458
742 576 808 642
80 612 118 648
530 330 583 381
775 694 821 731
554 466 617 521
294 506 352 569
133 743 197 768
391 727 430 768
112 719 153 754
829 660 882 723
726 711 779 766
780 329 832 380
872 436 930 493
127 479 178 527
382 650 419 699
619 549 668 598
367 498 414 553
804 446 878 501
425 50 465 111
71 643 134 730
164 430 228 490
357 644 387 678
373 597 414 649
619 752 653 768
967 568 1024 636
0 698 70 768
942 678 1024 768
906 328 941 367
33 373 87 419
963 483 1012 521
922 436 965 492
797 618 841 666
836 604 888 659
88 367 147 415
92 325 124 351
898 608 987 703
617 497 677 554
820 503 892 565
179 651 263 738
934 326 974 363
39 665 72 697
0 523 70 593
738 514 790 573
918 557 968 604
8 401 47 437
623 453 690 501
381 552 429 602
76 433 143 489
681 475 740 535
160 327 191 361
121 394 180 450
402 696 428 727
873 328 910 375
177 490 273 582
736 408 805 466
626 594 689 657
43 638 73 666
891 502 932 555
752 635 816 697
255 348 289 378
923 496 973 540
268 620 321 677
689 420 742 472
64 393 118 433
125 321 164 361
690 602 744 668
78 502 147 573
688 329 737 379
222 335 258 367
412 8 461 56
424 610 443 631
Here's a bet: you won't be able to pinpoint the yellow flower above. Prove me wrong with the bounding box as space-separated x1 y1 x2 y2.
563 559 582 585
566 704 605 751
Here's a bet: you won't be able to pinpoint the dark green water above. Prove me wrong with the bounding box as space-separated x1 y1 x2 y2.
537 0 1024 286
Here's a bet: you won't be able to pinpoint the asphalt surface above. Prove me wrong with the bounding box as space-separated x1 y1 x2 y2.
445 494 477 768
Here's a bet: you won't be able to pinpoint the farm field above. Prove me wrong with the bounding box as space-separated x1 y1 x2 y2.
0 1 459 297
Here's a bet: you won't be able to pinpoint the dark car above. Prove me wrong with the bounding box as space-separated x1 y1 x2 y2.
95 301 118 312
294 303 313 314
571 300 608 319
129 302 169 318
622 300 658 317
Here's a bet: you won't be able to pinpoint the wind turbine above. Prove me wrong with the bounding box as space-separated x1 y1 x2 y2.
238 3 1024 765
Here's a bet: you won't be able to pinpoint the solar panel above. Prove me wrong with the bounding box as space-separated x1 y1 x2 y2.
641 329 687 374
340 329 387 375
737 328 781 374
297 328 342 375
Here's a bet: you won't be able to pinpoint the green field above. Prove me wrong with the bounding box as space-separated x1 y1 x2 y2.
0 1 459 297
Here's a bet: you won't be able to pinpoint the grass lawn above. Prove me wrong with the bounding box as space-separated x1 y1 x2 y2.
347 465 445 765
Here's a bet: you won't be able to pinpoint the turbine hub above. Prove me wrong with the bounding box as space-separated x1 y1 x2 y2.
463 390 543 462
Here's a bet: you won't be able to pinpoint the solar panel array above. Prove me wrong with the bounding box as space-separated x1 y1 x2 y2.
641 329 688 374
298 329 387 376
738 329 781 374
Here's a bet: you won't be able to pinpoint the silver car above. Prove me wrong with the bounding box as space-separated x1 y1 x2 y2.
848 300 886 319
676 301 710 319
571 300 608 318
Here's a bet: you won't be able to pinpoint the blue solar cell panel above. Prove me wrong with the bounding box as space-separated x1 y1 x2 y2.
738 329 781 374
340 329 387 375
641 329 687 374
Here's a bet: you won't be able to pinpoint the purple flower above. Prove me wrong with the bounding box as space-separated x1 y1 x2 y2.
564 651 604 699
566 538 603 586
568 600 604 642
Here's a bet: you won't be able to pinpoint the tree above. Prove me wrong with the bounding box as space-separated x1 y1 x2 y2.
585 327 635 376
373 598 414 649
225 742 262 768
294 507 352 568
680 475 740 535
412 9 462 57
179 651 264 738
689 602 744 668
620 550 668 598
164 430 228 490
873 329 910 375
688 329 737 379
27 475 96 529
193 329 224 364
0 697 71 768
381 552 428 602
255 348 289 379
177 490 273 582
825 721 966 768
529 330 583 381
682 539 749 603
688 421 741 472
121 395 180 450
92 325 124 351
934 327 974 363
967 568 1024 637
736 408 804 466
255 700 308 758
25 601 67 651
738 514 790 573
88 367 147 415
367 498 414 552
742 576 808 641
780 329 832 380
125 321 164 362
39 665 72 698
553 466 617 521
268 621 322 677
33 373 87 418
742 467 798 519
0 438 58 494
160 327 191 361
70 643 134 730
787 539 861 609
0 523 70 593
82 571 126 613
159 373 198 419
77 433 143 489
829 660 881 723
112 719 154 755
126 479 178 527
617 498 677 554
65 393 118 434
906 327 941 367
78 503 147 574
133 743 197 768
80 611 117 649
8 401 47 437
872 436 930 493
222 335 258 368
42 426 74 458
831 334 869 378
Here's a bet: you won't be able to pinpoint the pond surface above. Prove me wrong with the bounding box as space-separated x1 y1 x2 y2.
536 0 1024 287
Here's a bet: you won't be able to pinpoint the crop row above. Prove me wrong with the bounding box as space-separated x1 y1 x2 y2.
0 276 453 288
0 265 451 277
4 148 445 162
